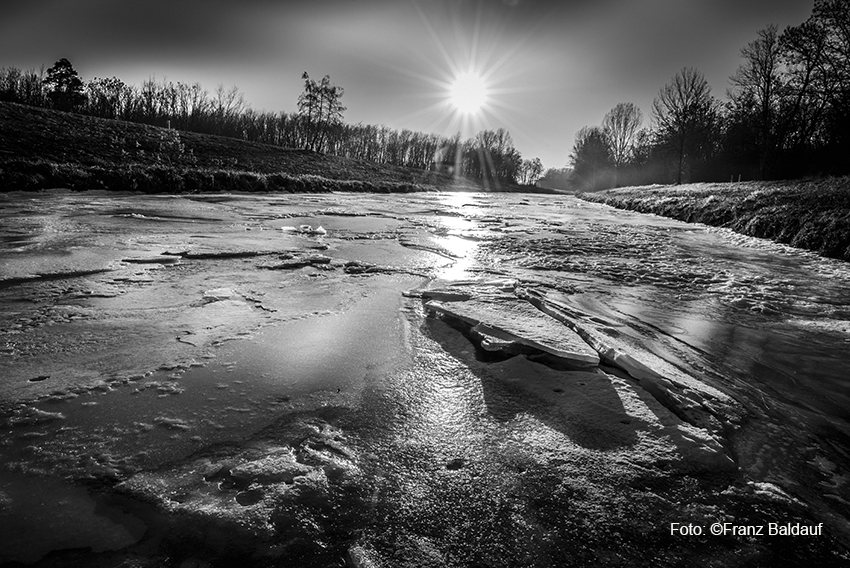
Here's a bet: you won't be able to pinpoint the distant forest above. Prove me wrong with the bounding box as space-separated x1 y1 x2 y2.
567 0 850 190
0 64 539 188
1 0 847 191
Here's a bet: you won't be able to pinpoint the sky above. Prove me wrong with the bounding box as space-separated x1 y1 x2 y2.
0 0 815 171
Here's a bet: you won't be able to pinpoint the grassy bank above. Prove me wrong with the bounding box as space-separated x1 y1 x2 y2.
578 179 850 262
0 158 427 194
0 101 512 193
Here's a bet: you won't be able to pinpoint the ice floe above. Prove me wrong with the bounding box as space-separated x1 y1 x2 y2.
426 297 600 366
416 278 742 453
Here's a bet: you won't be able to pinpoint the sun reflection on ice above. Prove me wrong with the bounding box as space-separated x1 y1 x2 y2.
434 192 482 281
440 191 477 211
438 235 479 280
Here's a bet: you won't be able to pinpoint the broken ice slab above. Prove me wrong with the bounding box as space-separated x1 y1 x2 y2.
426 297 600 367
257 254 333 270
403 278 517 301
516 287 743 432
469 324 525 353
404 287 472 301
120 256 181 265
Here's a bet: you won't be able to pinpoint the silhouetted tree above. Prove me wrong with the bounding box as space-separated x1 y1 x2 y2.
462 128 522 185
602 102 643 169
44 58 86 112
297 72 345 152
519 157 544 185
0 66 23 102
212 84 245 136
85 76 128 119
728 25 783 179
0 66 46 106
775 0 850 176
570 126 613 190
652 67 719 184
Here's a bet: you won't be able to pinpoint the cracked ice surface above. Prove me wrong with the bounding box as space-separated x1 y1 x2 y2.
1 190 850 566
425 296 600 366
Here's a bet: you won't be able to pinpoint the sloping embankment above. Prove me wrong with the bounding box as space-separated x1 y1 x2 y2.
578 179 850 262
0 101 479 193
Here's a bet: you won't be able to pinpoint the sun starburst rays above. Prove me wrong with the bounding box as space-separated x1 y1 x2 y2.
450 71 488 114
365 2 546 161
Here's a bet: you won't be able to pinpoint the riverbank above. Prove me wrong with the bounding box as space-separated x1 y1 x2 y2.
577 179 850 262
0 101 540 194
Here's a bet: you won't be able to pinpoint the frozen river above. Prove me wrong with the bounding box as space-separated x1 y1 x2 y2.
1 190 849 566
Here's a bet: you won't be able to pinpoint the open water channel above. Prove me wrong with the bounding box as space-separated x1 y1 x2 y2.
1 190 849 566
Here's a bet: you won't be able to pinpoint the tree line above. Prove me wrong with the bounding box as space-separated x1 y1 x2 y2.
568 0 850 190
0 61 538 186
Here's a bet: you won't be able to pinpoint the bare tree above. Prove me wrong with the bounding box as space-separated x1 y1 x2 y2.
0 66 46 106
212 84 244 135
0 66 23 101
519 157 544 185
729 25 783 178
776 0 849 171
297 72 319 149
570 126 612 190
814 0 850 91
85 76 128 119
298 72 345 152
602 102 643 168
652 67 718 184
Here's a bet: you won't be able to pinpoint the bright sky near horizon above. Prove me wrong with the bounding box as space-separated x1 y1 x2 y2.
0 0 814 171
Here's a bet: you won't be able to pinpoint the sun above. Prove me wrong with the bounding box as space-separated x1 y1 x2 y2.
449 72 488 115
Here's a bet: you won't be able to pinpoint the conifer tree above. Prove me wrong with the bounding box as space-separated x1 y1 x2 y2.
44 58 86 112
